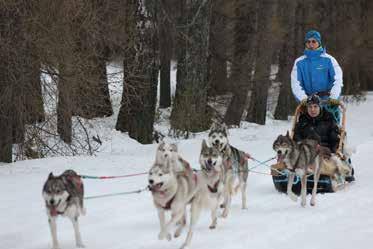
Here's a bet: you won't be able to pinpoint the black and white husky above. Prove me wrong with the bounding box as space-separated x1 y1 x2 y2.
208 122 250 217
42 170 85 249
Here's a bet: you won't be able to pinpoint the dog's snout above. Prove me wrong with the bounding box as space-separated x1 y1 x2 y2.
277 150 282 155
50 199 55 205
207 159 212 165
149 179 154 185
215 140 219 144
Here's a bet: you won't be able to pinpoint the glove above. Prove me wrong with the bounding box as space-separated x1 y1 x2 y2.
328 98 340 106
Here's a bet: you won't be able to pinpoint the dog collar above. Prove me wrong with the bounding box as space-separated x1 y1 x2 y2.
48 196 70 217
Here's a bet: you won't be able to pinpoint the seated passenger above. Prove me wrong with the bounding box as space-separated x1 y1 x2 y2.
293 94 355 182
293 94 340 153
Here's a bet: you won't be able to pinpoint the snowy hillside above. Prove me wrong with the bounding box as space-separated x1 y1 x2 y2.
1 92 373 249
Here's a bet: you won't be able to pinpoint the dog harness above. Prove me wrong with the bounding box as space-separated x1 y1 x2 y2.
162 194 176 210
207 180 220 193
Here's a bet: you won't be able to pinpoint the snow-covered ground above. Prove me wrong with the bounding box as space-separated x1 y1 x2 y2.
1 91 373 249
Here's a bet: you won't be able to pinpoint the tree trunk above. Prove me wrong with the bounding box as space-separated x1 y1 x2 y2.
361 0 373 90
57 64 73 144
224 0 256 126
208 0 228 96
73 1 113 118
170 0 211 134
116 0 158 144
0 37 13 163
274 0 297 120
158 0 173 108
76 53 113 118
246 0 275 125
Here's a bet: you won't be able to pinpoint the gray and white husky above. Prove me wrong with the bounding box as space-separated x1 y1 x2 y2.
155 141 190 173
42 170 85 249
149 139 225 249
208 122 249 217
273 132 323 207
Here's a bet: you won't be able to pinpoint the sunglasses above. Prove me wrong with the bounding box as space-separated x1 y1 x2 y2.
306 39 318 44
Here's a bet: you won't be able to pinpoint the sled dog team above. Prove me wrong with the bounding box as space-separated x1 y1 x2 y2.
42 122 352 249
148 122 249 249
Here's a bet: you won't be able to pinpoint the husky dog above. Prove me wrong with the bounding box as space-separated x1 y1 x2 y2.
148 159 193 242
181 139 225 249
272 132 349 207
149 140 225 249
155 141 190 173
271 147 351 192
208 122 249 217
42 170 85 249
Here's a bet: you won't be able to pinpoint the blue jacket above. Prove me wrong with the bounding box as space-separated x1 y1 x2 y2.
291 48 343 102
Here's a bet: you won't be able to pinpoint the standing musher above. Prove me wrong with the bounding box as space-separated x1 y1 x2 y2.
291 30 343 123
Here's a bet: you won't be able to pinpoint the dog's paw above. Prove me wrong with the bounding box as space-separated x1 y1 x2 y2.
174 231 181 238
220 211 228 218
180 243 190 249
158 232 164 240
219 210 228 218
310 200 316 206
158 231 172 241
76 242 85 248
288 193 298 202
52 246 60 249
209 224 216 229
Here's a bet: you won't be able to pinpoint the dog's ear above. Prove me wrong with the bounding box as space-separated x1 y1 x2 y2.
221 123 229 136
210 121 218 131
157 141 165 150
170 143 178 152
48 172 54 179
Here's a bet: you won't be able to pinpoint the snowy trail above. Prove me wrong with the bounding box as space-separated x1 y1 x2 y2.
1 94 373 249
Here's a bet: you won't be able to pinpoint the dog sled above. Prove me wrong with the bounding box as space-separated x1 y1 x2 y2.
271 101 353 195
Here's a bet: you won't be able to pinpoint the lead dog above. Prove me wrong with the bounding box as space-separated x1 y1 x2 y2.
208 122 249 217
42 170 85 249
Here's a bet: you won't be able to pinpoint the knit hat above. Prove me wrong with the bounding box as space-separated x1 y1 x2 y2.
306 94 321 106
305 30 322 46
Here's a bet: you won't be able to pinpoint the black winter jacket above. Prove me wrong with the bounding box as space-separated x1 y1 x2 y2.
293 109 340 152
